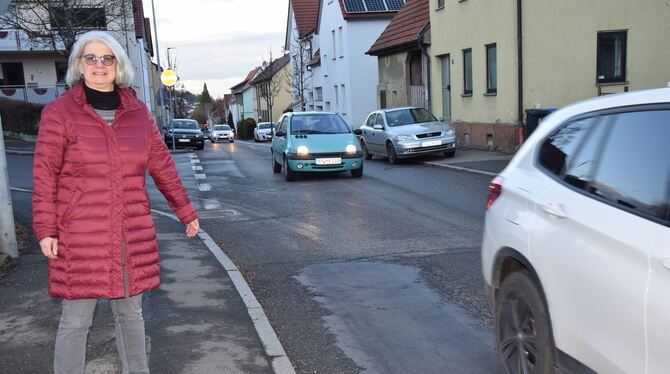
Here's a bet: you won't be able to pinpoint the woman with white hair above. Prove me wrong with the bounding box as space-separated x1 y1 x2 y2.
32 30 199 374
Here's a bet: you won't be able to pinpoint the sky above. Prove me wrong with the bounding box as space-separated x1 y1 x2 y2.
142 0 289 99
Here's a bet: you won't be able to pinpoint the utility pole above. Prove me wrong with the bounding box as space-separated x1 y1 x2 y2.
0 116 19 259
0 0 18 259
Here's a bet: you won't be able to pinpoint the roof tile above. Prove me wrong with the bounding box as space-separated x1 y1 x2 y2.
367 0 429 55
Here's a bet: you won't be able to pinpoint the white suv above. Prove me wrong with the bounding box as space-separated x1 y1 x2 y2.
482 88 670 374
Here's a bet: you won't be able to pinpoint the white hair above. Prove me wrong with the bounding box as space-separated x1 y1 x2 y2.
65 31 134 87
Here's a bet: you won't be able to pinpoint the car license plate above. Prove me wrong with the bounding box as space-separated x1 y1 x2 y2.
315 157 341 165
422 140 441 147
178 138 190 142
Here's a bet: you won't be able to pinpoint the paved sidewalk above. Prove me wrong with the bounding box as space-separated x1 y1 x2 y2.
0 188 287 374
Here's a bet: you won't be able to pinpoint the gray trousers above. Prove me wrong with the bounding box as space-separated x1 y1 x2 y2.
54 294 150 374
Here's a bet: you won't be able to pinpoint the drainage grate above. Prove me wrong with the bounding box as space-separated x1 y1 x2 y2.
198 209 242 219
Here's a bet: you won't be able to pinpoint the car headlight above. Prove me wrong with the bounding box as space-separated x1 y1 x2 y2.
296 145 309 156
195 134 202 138
345 144 357 154
395 135 413 141
444 127 455 135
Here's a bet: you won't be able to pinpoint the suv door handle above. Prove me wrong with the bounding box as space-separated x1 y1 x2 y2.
541 202 567 219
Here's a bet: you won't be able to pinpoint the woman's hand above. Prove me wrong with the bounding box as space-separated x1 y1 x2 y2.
39 237 59 259
185 218 200 238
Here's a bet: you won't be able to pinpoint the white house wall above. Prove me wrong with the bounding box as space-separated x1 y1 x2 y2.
317 0 391 128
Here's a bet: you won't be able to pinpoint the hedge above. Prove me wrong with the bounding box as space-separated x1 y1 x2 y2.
236 118 256 140
0 98 45 135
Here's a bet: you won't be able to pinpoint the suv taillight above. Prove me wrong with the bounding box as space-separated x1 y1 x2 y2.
486 176 504 210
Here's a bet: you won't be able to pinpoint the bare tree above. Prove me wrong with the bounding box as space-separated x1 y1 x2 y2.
252 53 287 123
285 29 312 111
0 0 134 57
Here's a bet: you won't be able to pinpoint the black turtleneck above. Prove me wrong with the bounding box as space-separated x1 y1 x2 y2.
83 84 120 110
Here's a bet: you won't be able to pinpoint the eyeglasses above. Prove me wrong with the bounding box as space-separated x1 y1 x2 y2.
81 54 116 66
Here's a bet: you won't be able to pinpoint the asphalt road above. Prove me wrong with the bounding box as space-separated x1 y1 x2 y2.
159 140 500 374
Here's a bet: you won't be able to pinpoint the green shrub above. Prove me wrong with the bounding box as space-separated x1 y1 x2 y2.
236 118 256 140
0 98 45 135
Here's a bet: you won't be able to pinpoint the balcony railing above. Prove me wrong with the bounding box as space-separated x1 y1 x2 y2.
0 29 65 51
0 84 68 104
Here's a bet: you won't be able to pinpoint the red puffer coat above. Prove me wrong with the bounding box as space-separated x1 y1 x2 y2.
32 83 197 300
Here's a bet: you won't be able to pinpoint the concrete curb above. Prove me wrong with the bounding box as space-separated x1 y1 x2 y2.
150 209 297 374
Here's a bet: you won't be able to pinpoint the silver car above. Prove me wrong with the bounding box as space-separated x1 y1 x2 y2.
359 107 457 164
210 124 234 143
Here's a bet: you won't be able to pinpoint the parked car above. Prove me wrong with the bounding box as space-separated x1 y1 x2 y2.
359 107 457 164
164 119 204 150
210 124 234 143
482 88 670 374
271 112 364 181
200 127 211 138
254 122 275 142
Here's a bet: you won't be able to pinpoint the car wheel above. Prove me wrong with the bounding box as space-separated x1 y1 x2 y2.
386 142 398 165
495 270 555 374
254 135 259 142
351 164 363 178
362 141 372 160
197 144 204 150
230 139 234 143
283 157 296 181
272 152 282 173
443 151 455 158
210 139 215 143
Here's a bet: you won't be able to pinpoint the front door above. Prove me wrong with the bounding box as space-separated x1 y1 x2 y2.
440 55 451 122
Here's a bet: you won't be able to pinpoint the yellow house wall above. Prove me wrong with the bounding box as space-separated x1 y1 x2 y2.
524 0 670 108
272 62 292 122
429 0 518 124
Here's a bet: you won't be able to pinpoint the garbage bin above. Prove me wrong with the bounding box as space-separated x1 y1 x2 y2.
524 109 556 139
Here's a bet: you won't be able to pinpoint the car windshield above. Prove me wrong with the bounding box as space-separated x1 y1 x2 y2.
290 114 350 134
172 120 199 130
258 123 273 129
214 125 230 131
385 108 437 127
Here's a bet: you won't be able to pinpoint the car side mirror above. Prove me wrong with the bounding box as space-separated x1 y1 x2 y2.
353 129 362 135
373 124 383 130
275 130 286 137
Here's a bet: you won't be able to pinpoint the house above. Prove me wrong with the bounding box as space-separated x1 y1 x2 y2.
230 67 259 125
312 0 406 127
429 0 670 152
0 0 157 113
284 0 319 112
367 0 430 111
250 53 291 123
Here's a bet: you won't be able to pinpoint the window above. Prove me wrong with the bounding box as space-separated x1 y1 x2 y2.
409 51 422 86
331 29 336 60
365 113 377 127
55 61 68 85
334 85 339 110
50 7 106 30
338 27 344 58
463 48 472 95
437 0 445 9
486 43 497 94
0 62 25 86
563 120 607 190
597 31 626 83
538 118 594 176
340 84 346 112
375 113 385 127
315 86 323 101
589 110 670 220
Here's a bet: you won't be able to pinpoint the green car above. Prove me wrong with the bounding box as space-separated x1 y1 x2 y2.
271 112 364 181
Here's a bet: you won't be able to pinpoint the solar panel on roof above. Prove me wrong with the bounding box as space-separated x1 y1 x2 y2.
342 0 366 12
364 0 387 11
384 0 405 11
